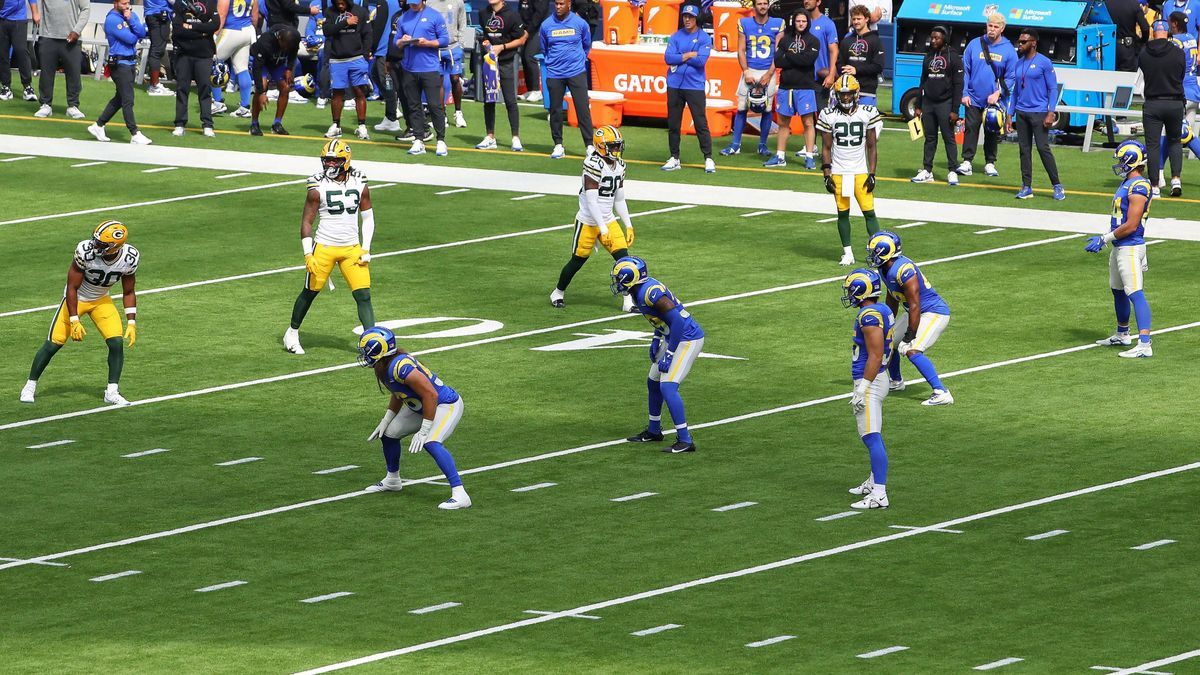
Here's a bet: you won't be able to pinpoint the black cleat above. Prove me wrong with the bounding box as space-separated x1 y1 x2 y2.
663 441 696 453
271 122 289 135
627 429 664 443
550 299 565 308
395 128 416 142
249 123 263 136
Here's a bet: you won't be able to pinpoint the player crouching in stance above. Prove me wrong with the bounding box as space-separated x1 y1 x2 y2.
612 256 705 453
551 125 637 313
284 140 376 355
21 220 139 405
1087 139 1154 358
868 231 953 405
842 268 894 509
817 74 882 266
358 327 472 509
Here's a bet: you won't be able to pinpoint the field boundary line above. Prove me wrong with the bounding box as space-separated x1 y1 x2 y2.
1109 648 1200 675
4 318 1198 571
0 233 1080 432
294 461 1200 673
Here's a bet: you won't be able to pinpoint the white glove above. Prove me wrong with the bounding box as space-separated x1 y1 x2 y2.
367 409 396 442
598 221 609 237
850 381 870 413
408 418 434 453
357 251 372 265
898 341 913 355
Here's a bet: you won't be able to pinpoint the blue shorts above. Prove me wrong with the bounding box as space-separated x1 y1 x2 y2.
860 93 877 107
253 60 289 92
776 89 817 117
330 57 371 90
440 45 463 76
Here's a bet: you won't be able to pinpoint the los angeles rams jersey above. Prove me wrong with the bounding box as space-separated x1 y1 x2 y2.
223 0 254 30
739 16 785 70
71 240 140 302
816 104 882 175
308 168 368 247
576 154 626 226
382 353 460 411
1111 175 1151 246
882 256 950 316
851 302 894 380
633 277 705 340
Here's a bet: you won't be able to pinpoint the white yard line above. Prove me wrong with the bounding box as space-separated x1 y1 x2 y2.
26 439 74 449
889 525 962 534
0 556 69 567
524 610 601 620
293 461 1200 673
511 482 557 492
974 657 1025 670
858 646 909 659
974 228 1006 235
409 602 461 615
215 457 262 466
1145 239 1166 245
215 172 251 179
711 502 757 512
0 206 693 319
7 320 1200 573
1024 529 1069 541
1108 649 1200 675
301 592 355 604
631 624 682 637
71 161 107 168
511 193 546 201
896 221 927 229
740 210 772 218
610 492 657 502
436 188 470 195
89 570 142 582
313 465 359 475
140 166 178 173
122 448 171 458
816 217 838 223
1130 539 1177 550
815 511 859 522
745 636 797 648
372 183 396 189
1092 667 1172 675
1 155 35 162
195 580 247 592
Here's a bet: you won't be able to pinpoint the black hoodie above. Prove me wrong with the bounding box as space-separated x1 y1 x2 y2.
172 1 219 58
919 44 963 104
1139 38 1186 98
775 29 819 90
836 29 883 94
324 0 373 60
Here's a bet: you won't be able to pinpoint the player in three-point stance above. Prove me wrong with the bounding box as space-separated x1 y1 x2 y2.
1087 139 1154 358
21 220 139 406
551 125 637 313
358 326 472 509
284 139 377 355
817 73 882 266
842 267 895 509
611 256 704 453
867 231 954 405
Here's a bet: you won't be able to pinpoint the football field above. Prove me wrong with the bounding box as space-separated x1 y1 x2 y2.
2 147 1199 674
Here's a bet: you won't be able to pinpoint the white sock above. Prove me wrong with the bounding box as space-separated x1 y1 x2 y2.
451 485 469 501
106 383 119 394
26 379 36 387
842 246 853 256
777 151 785 159
550 288 564 301
871 484 887 499
867 472 874 485
386 471 400 480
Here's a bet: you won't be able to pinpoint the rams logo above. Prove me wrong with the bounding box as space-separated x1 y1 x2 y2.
487 14 504 31
849 38 868 56
929 54 947 72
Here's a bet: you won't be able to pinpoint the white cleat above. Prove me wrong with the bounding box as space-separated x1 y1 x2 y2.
454 110 467 128
1096 332 1132 346
438 494 472 509
211 101 228 115
283 327 305 355
848 479 874 496
324 123 342 138
851 493 889 509
922 389 955 406
436 140 448 156
838 252 855 266
1118 341 1153 358
355 124 370 140
19 380 36 404
87 123 110 142
364 476 404 492
315 97 328 110
889 379 905 392
65 106 85 119
374 118 401 132
104 388 132 406
129 131 153 145
549 288 565 308
550 143 566 159
956 160 972 176
288 90 308 104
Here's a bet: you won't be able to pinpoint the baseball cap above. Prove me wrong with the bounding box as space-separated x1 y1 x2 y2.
1152 19 1169 31
406 0 422 5
681 4 699 15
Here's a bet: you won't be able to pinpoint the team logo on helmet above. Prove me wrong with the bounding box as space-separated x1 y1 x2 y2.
1111 139 1147 178
593 125 625 161
866 231 902 268
841 268 883 308
834 74 860 111
93 220 128 258
357 326 398 367
610 256 648 296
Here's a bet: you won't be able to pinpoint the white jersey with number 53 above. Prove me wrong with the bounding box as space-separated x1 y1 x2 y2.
816 104 882 175
307 168 368 247
70 240 140 302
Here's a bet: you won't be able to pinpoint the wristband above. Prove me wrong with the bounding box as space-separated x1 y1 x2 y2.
1101 231 1116 244
125 307 137 317
821 163 832 170
70 315 79 322
301 236 315 256
126 319 136 325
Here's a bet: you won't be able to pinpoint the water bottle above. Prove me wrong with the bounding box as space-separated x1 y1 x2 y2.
954 117 965 145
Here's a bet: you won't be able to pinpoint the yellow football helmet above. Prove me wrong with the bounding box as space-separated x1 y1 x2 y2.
593 125 624 162
92 219 128 258
321 139 352 179
834 73 861 112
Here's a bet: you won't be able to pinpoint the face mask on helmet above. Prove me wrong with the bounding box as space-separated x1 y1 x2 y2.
837 89 857 110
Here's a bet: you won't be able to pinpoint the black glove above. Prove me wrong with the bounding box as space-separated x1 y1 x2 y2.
824 175 835 194
865 173 876 192
903 327 917 343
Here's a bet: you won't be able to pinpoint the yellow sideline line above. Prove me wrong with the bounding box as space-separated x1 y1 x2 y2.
5 114 1198 204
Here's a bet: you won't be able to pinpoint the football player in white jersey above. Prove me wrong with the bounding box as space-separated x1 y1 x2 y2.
284 139 377 355
817 74 882 266
551 125 637 313
21 220 139 405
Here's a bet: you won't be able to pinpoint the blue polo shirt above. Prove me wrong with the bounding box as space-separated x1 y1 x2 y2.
396 5 448 72
1012 52 1058 113
105 8 147 62
539 11 591 78
1 0 36 21
665 26 711 90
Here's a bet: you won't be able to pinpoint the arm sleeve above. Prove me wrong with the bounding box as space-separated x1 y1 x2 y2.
71 0 90 34
613 184 632 228
584 189 609 232
1044 59 1057 112
360 208 376 250
661 306 687 351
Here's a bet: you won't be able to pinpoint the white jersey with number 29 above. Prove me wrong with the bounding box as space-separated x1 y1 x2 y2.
816 104 882 175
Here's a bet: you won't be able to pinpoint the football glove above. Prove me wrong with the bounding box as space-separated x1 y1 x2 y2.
865 173 877 192
657 350 675 374
356 252 372 266
408 418 434 453
124 320 137 347
69 316 86 342
649 336 661 363
1085 236 1106 253
304 253 320 275
898 340 913 355
851 380 869 413
903 327 917 344
367 409 397 442
824 175 836 193
625 223 635 246
598 223 614 249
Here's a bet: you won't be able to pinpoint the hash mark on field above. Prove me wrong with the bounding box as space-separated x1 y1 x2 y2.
746 635 797 648
372 183 396 189
975 657 1025 670
858 646 909 659
740 210 772 218
974 227 1005 235
1024 529 1069 541
90 570 142 582
215 457 262 466
301 592 355 604
141 166 178 173
511 482 557 492
122 448 171 458
889 525 963 534
816 217 838 223
632 624 682 637
815 511 859 522
611 492 657 502
712 502 758 512
195 580 247 592
436 188 470 195
524 610 601 620
1131 539 1177 550
27 439 74 449
1145 239 1166 246
511 193 545 201
1 155 35 162
410 602 461 615
897 221 927 229
215 172 250 179
71 161 108 168
313 465 359 475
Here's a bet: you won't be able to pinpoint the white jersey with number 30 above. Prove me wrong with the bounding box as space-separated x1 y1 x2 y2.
71 240 140 302
816 104 882 175
308 168 368 247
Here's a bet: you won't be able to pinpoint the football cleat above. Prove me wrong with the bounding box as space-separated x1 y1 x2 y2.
1118 342 1153 358
315 97 328 109
324 123 342 138
438 495 472 509
355 124 370 140
1097 332 1132 346
663 441 696 453
838 251 856 266
211 101 228 115
271 122 288 135
231 106 252 118
922 389 955 406
549 289 565 308
719 143 741 156
626 429 664 443
283 327 306 355
249 123 263 136
87 123 110 142
851 493 889 509
848 479 874 496
19 380 36 404
364 476 404 492
104 388 132 406
889 379 905 392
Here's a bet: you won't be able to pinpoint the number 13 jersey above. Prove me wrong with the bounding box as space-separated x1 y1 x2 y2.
71 240 140 302
308 168 368 247
575 153 626 226
816 104 882 175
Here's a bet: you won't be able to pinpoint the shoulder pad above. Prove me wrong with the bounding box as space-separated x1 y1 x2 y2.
857 307 884 327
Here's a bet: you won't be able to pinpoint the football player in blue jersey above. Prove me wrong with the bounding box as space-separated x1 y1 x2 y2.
867 231 954 405
358 326 473 508
611 257 705 453
1087 139 1154 358
842 268 895 509
721 0 784 158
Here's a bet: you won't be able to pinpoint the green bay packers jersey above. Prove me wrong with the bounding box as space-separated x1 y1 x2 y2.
816 104 882 175
576 154 627 226
308 168 368 247
71 240 140 301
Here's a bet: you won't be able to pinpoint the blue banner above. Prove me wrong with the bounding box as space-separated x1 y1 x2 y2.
897 0 1088 29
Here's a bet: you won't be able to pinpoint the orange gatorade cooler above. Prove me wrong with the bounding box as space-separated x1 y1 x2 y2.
683 98 737 136
567 90 627 127
601 0 639 44
712 1 752 52
642 0 683 35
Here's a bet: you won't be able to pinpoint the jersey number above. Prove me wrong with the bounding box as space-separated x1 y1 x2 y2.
325 188 361 215
748 35 772 60
84 269 122 287
598 175 621 198
232 0 248 16
834 121 865 147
